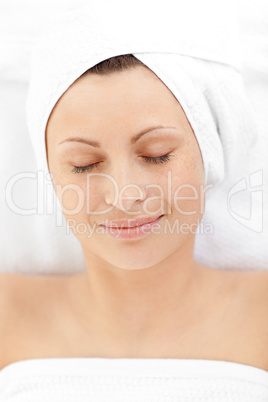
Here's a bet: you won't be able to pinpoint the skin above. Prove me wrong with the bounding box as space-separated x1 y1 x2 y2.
2 65 267 371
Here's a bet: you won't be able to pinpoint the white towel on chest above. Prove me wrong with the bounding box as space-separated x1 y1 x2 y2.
0 358 268 401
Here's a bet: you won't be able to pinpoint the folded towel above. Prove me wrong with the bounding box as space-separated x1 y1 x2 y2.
25 0 256 196
0 358 268 401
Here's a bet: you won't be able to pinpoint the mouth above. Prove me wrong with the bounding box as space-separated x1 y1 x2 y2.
98 215 165 240
99 214 165 228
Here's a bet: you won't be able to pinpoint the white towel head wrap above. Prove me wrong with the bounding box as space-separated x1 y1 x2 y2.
25 1 256 197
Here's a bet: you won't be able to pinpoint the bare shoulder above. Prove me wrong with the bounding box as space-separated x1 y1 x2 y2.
0 272 56 306
208 267 268 320
0 272 71 320
0 270 70 295
228 269 268 318
0 273 25 322
0 272 70 370
0 273 29 367
208 268 268 371
239 269 268 301
0 272 43 331
238 270 268 368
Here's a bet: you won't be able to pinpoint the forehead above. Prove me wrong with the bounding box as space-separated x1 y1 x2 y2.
46 66 188 141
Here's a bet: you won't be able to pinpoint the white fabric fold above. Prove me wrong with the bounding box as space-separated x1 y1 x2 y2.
1 358 268 401
25 0 256 192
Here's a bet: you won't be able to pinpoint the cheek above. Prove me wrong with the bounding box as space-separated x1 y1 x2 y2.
56 177 108 226
169 152 205 219
171 178 205 218
51 170 88 220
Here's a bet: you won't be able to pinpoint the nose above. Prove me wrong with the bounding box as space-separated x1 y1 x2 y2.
104 164 146 212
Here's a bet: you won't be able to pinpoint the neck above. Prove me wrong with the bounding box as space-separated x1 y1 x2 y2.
68 239 211 355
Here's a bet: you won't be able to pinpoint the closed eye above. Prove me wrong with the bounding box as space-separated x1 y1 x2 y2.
142 153 171 164
71 153 172 174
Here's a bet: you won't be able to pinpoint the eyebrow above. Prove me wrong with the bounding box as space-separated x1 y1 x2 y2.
58 125 178 147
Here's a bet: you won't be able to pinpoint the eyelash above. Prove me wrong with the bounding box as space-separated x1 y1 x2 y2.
71 153 172 174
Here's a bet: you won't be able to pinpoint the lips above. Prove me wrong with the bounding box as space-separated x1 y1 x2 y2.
99 215 164 228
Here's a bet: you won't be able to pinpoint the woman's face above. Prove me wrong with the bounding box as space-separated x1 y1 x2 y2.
46 65 205 270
